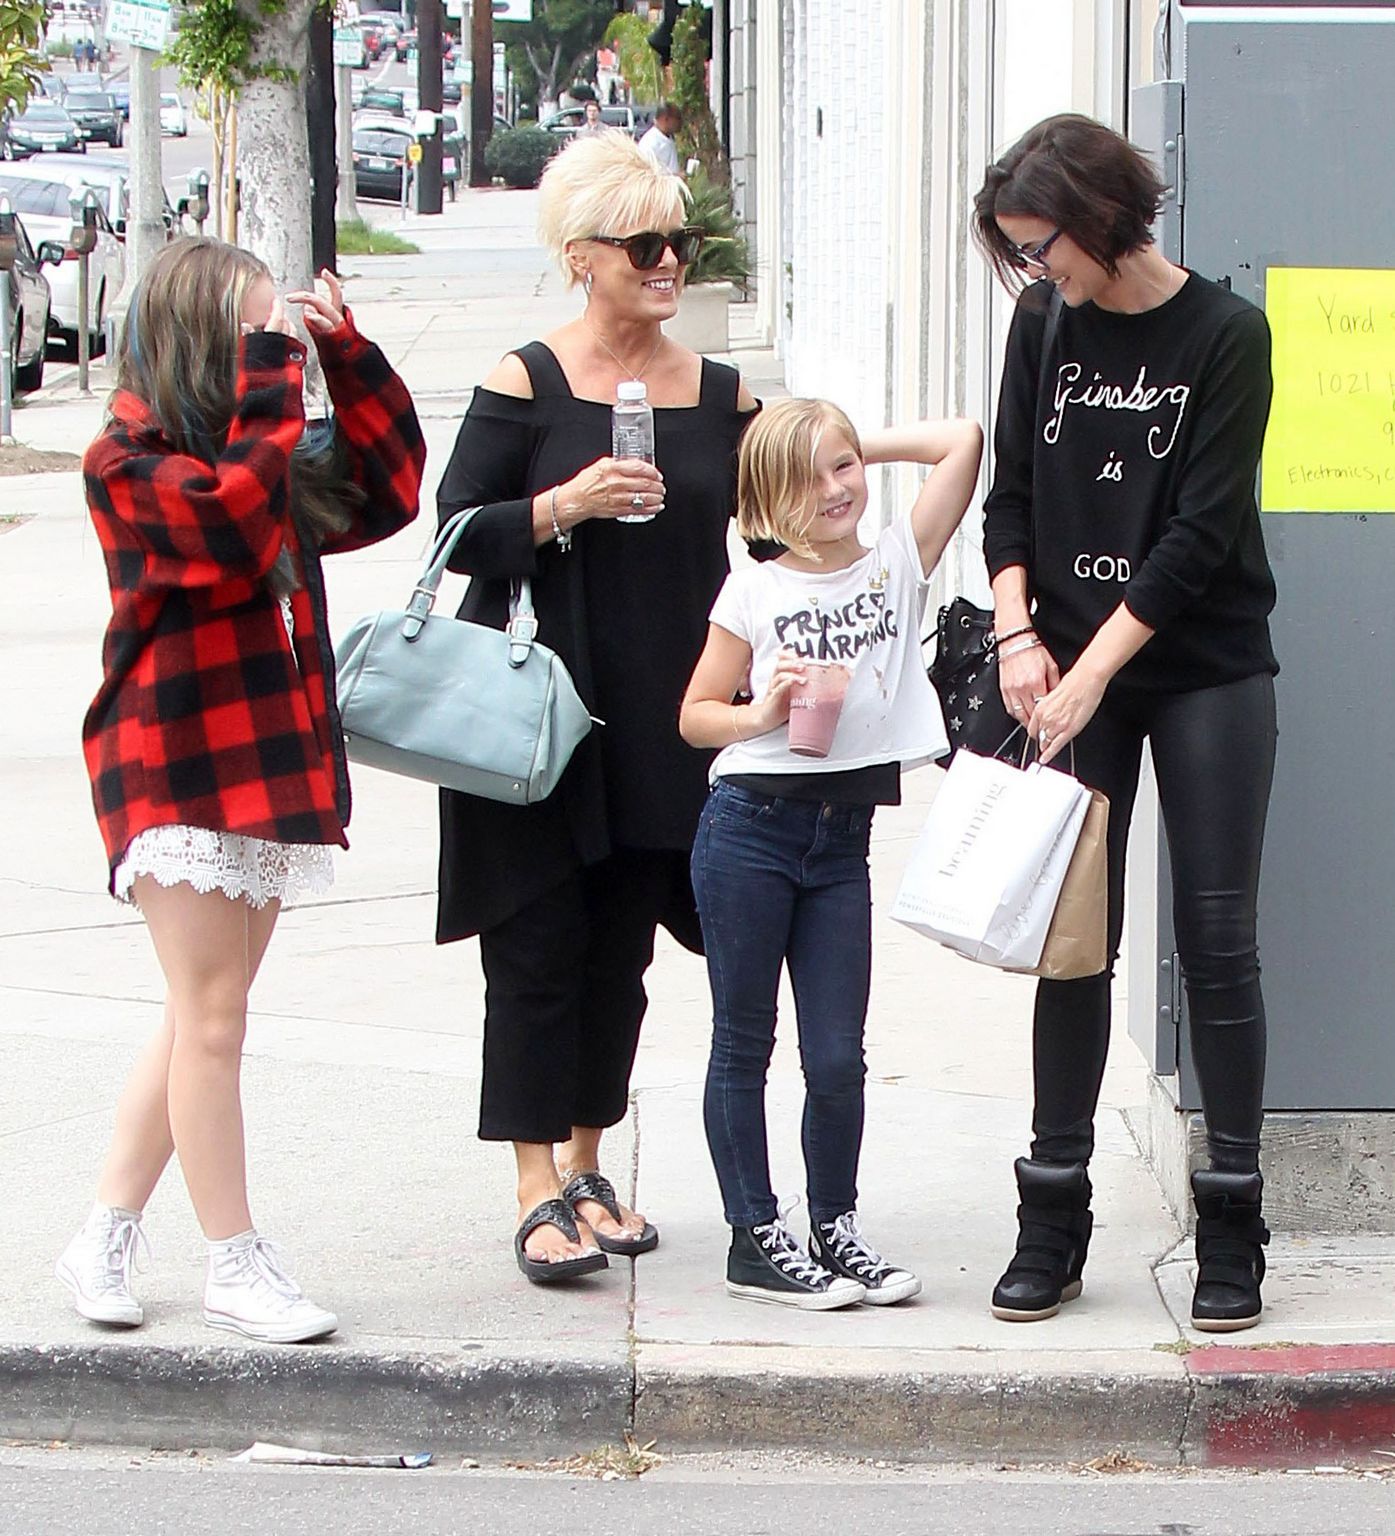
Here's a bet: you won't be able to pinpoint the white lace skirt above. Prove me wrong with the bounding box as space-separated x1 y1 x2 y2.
113 825 335 910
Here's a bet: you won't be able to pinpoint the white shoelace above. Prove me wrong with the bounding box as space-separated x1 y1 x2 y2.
91 1215 150 1296
233 1237 307 1306
823 1211 895 1283
753 1203 832 1286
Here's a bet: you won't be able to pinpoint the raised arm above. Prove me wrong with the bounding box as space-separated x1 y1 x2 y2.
87 332 304 592
861 418 984 576
313 308 426 554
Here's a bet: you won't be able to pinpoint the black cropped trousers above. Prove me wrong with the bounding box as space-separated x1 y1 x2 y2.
1030 671 1277 1175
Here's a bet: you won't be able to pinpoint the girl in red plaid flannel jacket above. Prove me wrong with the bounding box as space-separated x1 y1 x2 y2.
57 239 424 1343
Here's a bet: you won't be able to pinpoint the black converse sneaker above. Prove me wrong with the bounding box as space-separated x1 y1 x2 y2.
810 1211 922 1306
726 1217 866 1310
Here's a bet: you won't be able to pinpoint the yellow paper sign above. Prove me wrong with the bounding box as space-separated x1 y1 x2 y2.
1262 267 1395 513
407 142 423 165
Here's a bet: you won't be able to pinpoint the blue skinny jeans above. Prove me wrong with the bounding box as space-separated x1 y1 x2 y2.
691 781 874 1228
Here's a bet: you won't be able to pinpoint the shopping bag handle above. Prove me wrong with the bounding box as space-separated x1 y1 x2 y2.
992 723 1078 778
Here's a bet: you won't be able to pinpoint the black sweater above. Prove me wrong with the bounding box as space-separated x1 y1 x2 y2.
983 274 1278 693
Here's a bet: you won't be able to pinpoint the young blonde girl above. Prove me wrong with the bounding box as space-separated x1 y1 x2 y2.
679 400 982 1309
58 239 423 1343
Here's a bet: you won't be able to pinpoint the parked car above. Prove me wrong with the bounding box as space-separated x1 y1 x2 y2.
62 90 122 148
539 104 640 142
108 79 131 119
2 213 56 393
352 116 464 202
0 172 124 355
7 102 83 155
394 28 456 63
356 86 406 118
159 93 188 137
9 152 180 240
359 11 404 56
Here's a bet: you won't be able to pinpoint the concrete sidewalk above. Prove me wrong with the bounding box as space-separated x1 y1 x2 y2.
3 190 1394 1471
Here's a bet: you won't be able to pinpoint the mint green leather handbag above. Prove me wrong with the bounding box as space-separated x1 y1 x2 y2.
334 507 593 804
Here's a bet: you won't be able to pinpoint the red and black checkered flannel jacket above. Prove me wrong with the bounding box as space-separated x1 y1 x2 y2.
82 311 425 888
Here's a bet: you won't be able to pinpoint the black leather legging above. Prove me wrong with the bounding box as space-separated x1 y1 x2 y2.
1030 672 1277 1174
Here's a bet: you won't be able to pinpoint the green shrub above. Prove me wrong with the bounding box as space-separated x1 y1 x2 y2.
684 170 750 289
485 125 559 190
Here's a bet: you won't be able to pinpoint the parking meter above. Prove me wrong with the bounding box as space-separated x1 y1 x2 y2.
69 189 99 394
187 168 210 233
0 194 15 439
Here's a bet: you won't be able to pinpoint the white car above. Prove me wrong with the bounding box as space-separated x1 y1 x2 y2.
0 170 124 352
160 94 188 137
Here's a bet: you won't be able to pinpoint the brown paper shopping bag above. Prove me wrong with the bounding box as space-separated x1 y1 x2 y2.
1030 788 1109 980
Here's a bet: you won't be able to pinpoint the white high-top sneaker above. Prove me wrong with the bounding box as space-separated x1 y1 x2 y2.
55 1204 149 1327
203 1232 338 1344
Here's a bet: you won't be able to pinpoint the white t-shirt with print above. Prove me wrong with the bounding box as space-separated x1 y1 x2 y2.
708 516 950 781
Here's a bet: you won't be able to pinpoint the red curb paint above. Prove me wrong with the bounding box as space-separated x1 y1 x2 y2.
1188 1344 1395 1376
1187 1345 1395 1467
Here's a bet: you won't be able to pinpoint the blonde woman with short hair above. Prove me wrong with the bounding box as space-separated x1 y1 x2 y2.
435 132 759 1285
678 399 981 1308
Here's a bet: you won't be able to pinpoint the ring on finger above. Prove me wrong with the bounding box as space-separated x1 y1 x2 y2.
630 493 645 509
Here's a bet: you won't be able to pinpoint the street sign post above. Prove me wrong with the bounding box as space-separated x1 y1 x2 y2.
491 0 532 19
105 0 172 52
333 26 361 67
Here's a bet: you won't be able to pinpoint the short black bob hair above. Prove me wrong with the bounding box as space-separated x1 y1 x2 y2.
973 114 1167 290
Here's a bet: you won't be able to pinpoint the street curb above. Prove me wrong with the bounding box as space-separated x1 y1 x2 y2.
5 1341 1395 1465
633 1346 1192 1465
1185 1345 1395 1467
0 1343 632 1455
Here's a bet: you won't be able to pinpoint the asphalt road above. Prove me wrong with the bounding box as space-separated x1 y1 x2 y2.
3 1446 1393 1536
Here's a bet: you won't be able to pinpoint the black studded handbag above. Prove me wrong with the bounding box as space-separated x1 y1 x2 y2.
927 597 1018 764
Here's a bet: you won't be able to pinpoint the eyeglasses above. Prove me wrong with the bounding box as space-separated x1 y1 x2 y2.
1013 228 1063 269
587 229 704 270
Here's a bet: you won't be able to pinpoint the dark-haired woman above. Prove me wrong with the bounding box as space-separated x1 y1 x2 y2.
59 241 424 1343
973 114 1278 1332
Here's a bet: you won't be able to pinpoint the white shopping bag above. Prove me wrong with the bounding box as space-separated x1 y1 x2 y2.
891 748 1090 971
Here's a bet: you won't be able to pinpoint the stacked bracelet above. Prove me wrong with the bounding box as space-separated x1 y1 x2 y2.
550 487 573 553
998 637 1044 662
994 623 1037 646
731 705 744 742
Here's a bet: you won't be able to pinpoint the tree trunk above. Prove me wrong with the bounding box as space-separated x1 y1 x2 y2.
237 0 315 292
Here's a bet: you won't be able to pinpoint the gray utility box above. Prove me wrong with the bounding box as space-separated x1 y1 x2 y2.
1130 3 1395 1211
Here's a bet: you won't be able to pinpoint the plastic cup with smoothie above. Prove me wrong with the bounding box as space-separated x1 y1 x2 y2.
786 661 852 758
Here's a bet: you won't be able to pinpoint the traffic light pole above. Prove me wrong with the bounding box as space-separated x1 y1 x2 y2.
470 0 493 186
416 0 445 214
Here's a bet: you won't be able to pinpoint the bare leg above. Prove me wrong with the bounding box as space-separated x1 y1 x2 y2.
134 878 280 1241
556 1125 647 1241
514 1140 597 1262
95 895 281 1216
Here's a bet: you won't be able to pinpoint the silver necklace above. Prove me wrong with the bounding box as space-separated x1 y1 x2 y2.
583 314 664 383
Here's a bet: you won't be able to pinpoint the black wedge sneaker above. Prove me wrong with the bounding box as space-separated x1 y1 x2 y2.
990 1158 1093 1322
1190 1170 1270 1333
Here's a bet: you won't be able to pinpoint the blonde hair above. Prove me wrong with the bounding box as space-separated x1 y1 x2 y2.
737 398 863 560
537 133 690 287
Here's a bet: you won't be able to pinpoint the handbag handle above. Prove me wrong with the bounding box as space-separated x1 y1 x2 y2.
402 506 539 669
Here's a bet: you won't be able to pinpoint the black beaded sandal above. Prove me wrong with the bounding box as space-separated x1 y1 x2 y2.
514 1198 609 1285
561 1171 660 1257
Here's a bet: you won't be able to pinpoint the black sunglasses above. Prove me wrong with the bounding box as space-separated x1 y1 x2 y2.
1013 227 1063 269
587 228 704 269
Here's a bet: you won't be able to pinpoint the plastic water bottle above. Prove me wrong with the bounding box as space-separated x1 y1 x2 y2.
612 380 656 523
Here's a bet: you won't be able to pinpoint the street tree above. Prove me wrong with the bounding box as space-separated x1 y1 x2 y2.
0 0 48 116
167 0 315 293
503 0 615 117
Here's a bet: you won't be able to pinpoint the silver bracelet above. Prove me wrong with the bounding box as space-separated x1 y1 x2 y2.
997 637 1044 662
550 487 572 553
